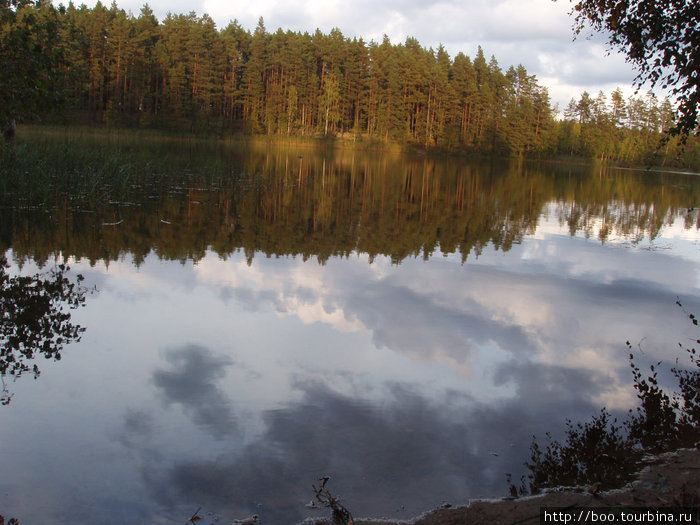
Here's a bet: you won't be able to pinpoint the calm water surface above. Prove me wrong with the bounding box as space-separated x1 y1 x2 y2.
1 137 699 524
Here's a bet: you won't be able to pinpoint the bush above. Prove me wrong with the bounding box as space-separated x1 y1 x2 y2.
515 300 700 495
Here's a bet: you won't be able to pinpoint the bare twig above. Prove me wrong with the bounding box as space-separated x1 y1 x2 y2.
312 476 354 525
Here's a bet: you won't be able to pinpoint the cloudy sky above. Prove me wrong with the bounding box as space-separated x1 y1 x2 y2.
84 0 646 113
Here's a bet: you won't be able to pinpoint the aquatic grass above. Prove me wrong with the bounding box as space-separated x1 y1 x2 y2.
0 143 132 207
0 126 246 210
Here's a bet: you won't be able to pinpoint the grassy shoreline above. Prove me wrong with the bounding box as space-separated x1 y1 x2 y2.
12 123 700 173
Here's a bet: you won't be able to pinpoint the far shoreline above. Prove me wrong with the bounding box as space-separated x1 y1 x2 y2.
14 123 700 175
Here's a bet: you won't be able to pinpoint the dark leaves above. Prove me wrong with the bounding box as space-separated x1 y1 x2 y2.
566 0 700 137
0 255 90 404
521 300 700 495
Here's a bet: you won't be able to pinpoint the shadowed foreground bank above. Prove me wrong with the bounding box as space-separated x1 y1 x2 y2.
2 449 697 525
321 448 699 525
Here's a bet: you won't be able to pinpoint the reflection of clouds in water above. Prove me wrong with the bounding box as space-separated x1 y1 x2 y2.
92 235 700 414
463 261 695 408
342 275 536 372
194 240 699 404
123 369 607 523
100 232 700 521
493 360 613 409
153 344 239 440
195 254 539 374
208 257 364 330
118 408 154 450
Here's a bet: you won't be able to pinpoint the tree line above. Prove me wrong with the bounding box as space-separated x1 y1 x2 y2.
1 0 698 165
560 89 699 166
12 0 559 155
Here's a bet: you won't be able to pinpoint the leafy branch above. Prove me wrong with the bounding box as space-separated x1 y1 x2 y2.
1 255 92 404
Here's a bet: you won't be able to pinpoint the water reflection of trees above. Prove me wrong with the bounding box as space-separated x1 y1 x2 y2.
0 256 88 405
2 146 699 265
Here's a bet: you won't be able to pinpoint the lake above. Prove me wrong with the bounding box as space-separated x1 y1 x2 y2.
1 132 699 524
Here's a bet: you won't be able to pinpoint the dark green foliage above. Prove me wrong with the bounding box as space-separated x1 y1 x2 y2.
0 0 66 126
526 410 638 493
3 1 559 153
672 300 700 440
557 89 700 168
3 0 700 162
3 1 700 162
567 0 699 138
626 348 678 451
519 302 700 495
0 255 88 404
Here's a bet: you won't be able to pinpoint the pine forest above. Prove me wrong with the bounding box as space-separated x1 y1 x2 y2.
2 0 699 168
